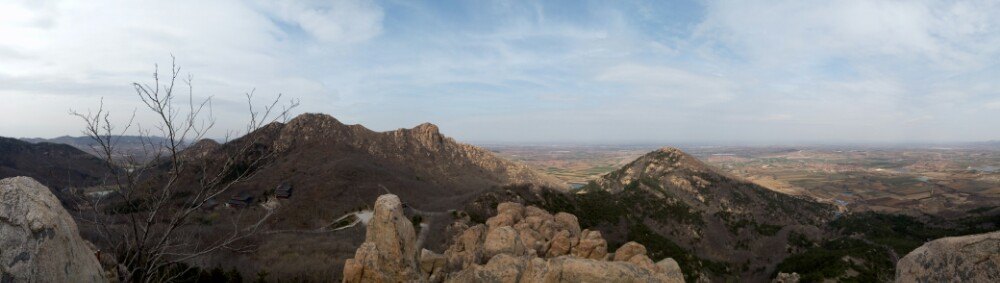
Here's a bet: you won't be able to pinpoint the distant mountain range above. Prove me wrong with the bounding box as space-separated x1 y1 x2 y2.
0 137 110 191
22 135 178 163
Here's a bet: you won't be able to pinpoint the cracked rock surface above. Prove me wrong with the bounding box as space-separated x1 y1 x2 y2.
0 177 106 282
895 230 1000 282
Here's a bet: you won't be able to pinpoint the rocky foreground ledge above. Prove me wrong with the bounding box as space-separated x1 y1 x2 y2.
895 230 1000 282
0 177 106 282
343 194 684 282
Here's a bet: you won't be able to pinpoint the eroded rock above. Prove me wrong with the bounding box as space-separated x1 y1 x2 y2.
342 194 422 282
0 177 107 283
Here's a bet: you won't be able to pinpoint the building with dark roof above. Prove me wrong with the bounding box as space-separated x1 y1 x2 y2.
226 192 253 208
275 182 293 199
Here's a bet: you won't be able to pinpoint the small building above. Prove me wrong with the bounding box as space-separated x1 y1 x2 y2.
275 182 293 199
227 192 253 208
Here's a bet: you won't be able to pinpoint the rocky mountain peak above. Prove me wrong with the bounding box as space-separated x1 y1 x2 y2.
412 122 440 135
283 113 348 133
594 146 712 193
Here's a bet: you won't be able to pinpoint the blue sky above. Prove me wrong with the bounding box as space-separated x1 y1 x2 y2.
1 0 999 144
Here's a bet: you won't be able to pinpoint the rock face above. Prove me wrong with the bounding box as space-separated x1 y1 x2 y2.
343 194 685 282
271 113 568 190
0 177 107 282
895 231 1000 282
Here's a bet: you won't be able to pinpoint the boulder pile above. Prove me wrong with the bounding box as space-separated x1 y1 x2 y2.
343 194 684 282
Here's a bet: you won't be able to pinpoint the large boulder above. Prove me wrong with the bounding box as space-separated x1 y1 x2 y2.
895 231 1000 282
445 224 488 269
343 194 422 282
483 226 527 259
0 177 107 282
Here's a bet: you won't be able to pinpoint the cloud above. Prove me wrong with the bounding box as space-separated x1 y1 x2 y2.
1 0 998 143
252 0 383 44
696 0 1000 73
0 0 382 137
597 64 735 105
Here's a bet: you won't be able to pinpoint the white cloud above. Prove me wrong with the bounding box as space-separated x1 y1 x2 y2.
253 0 383 44
597 64 735 105
696 0 1000 72
0 0 382 137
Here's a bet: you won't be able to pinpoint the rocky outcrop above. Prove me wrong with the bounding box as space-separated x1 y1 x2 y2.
343 194 422 282
272 113 568 190
343 194 684 282
894 231 1000 282
771 272 800 283
0 177 107 282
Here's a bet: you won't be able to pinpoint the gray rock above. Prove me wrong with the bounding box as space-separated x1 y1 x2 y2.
0 177 107 282
895 231 1000 283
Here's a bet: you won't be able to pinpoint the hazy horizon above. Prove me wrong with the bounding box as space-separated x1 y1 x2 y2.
3 0 1000 143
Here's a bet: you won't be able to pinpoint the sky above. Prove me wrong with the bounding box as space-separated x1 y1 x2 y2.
1 0 999 144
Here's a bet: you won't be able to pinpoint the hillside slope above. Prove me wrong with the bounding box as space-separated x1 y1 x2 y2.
151 113 567 279
0 136 109 191
465 147 837 282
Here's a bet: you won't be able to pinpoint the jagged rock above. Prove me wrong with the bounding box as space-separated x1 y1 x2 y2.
343 194 422 283
483 226 526 259
571 229 608 260
344 194 684 283
445 224 488 269
514 222 545 254
487 213 517 230
553 212 581 236
446 254 528 282
497 202 525 222
614 241 648 262
0 177 107 283
420 249 447 282
895 231 1000 283
772 272 800 283
545 230 574 257
628 254 659 272
524 206 552 219
545 256 683 283
657 258 684 280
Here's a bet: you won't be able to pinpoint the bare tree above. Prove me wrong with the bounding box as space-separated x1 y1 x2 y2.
71 57 299 282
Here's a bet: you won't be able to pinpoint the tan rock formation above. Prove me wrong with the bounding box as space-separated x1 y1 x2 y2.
571 229 608 260
343 194 422 283
0 177 107 283
614 241 648 262
772 272 800 283
344 196 685 282
895 231 1000 282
